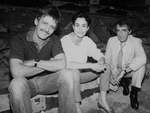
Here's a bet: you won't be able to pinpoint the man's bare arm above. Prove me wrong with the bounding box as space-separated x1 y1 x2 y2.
36 53 66 71
10 58 44 78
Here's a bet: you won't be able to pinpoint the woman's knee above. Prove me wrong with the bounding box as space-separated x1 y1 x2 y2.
59 69 74 84
104 63 111 71
71 69 80 80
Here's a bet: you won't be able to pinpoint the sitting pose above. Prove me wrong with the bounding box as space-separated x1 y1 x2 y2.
105 18 147 110
9 5 77 113
61 12 114 113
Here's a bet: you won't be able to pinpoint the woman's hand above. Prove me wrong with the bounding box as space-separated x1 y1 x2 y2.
98 57 105 66
91 63 105 72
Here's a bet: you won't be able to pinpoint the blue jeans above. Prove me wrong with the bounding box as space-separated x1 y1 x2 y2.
72 63 111 103
8 69 77 113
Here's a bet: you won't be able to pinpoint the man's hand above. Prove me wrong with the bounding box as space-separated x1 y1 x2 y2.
110 75 120 85
23 60 35 67
145 64 150 79
117 71 125 81
145 68 150 79
111 71 125 85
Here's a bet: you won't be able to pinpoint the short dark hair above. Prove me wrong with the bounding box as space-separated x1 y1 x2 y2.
115 19 132 31
36 5 61 24
72 12 91 26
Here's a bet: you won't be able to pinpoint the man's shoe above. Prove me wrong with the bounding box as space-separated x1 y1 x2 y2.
130 86 139 110
120 78 130 96
123 85 129 96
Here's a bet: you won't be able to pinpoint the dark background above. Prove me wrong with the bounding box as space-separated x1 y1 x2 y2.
0 0 147 12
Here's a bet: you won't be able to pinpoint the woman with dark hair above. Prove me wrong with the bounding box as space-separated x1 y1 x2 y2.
61 12 114 113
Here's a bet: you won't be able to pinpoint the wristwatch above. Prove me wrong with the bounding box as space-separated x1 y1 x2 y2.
34 59 40 67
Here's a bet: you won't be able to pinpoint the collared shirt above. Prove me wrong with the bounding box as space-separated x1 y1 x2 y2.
105 35 130 75
27 28 50 51
10 28 64 61
105 35 147 76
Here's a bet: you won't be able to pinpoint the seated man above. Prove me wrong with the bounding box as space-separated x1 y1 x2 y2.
61 12 114 113
105 18 147 110
8 5 77 113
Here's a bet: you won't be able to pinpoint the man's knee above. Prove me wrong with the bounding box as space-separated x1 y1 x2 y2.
9 77 28 97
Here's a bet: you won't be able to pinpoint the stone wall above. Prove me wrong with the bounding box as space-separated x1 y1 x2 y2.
0 5 141 44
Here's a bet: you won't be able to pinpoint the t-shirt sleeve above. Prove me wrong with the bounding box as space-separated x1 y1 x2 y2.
9 35 25 61
87 38 104 61
52 35 64 57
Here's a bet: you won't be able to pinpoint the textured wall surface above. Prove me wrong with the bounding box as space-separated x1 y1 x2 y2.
0 5 141 43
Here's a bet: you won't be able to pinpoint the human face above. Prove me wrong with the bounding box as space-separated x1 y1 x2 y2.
72 18 89 38
116 24 131 43
34 15 57 40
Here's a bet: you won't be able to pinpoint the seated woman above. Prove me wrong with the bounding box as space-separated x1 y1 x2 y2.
61 12 114 113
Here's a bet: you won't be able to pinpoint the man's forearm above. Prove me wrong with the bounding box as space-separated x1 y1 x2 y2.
124 66 133 76
11 66 44 78
36 59 66 71
23 67 44 77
